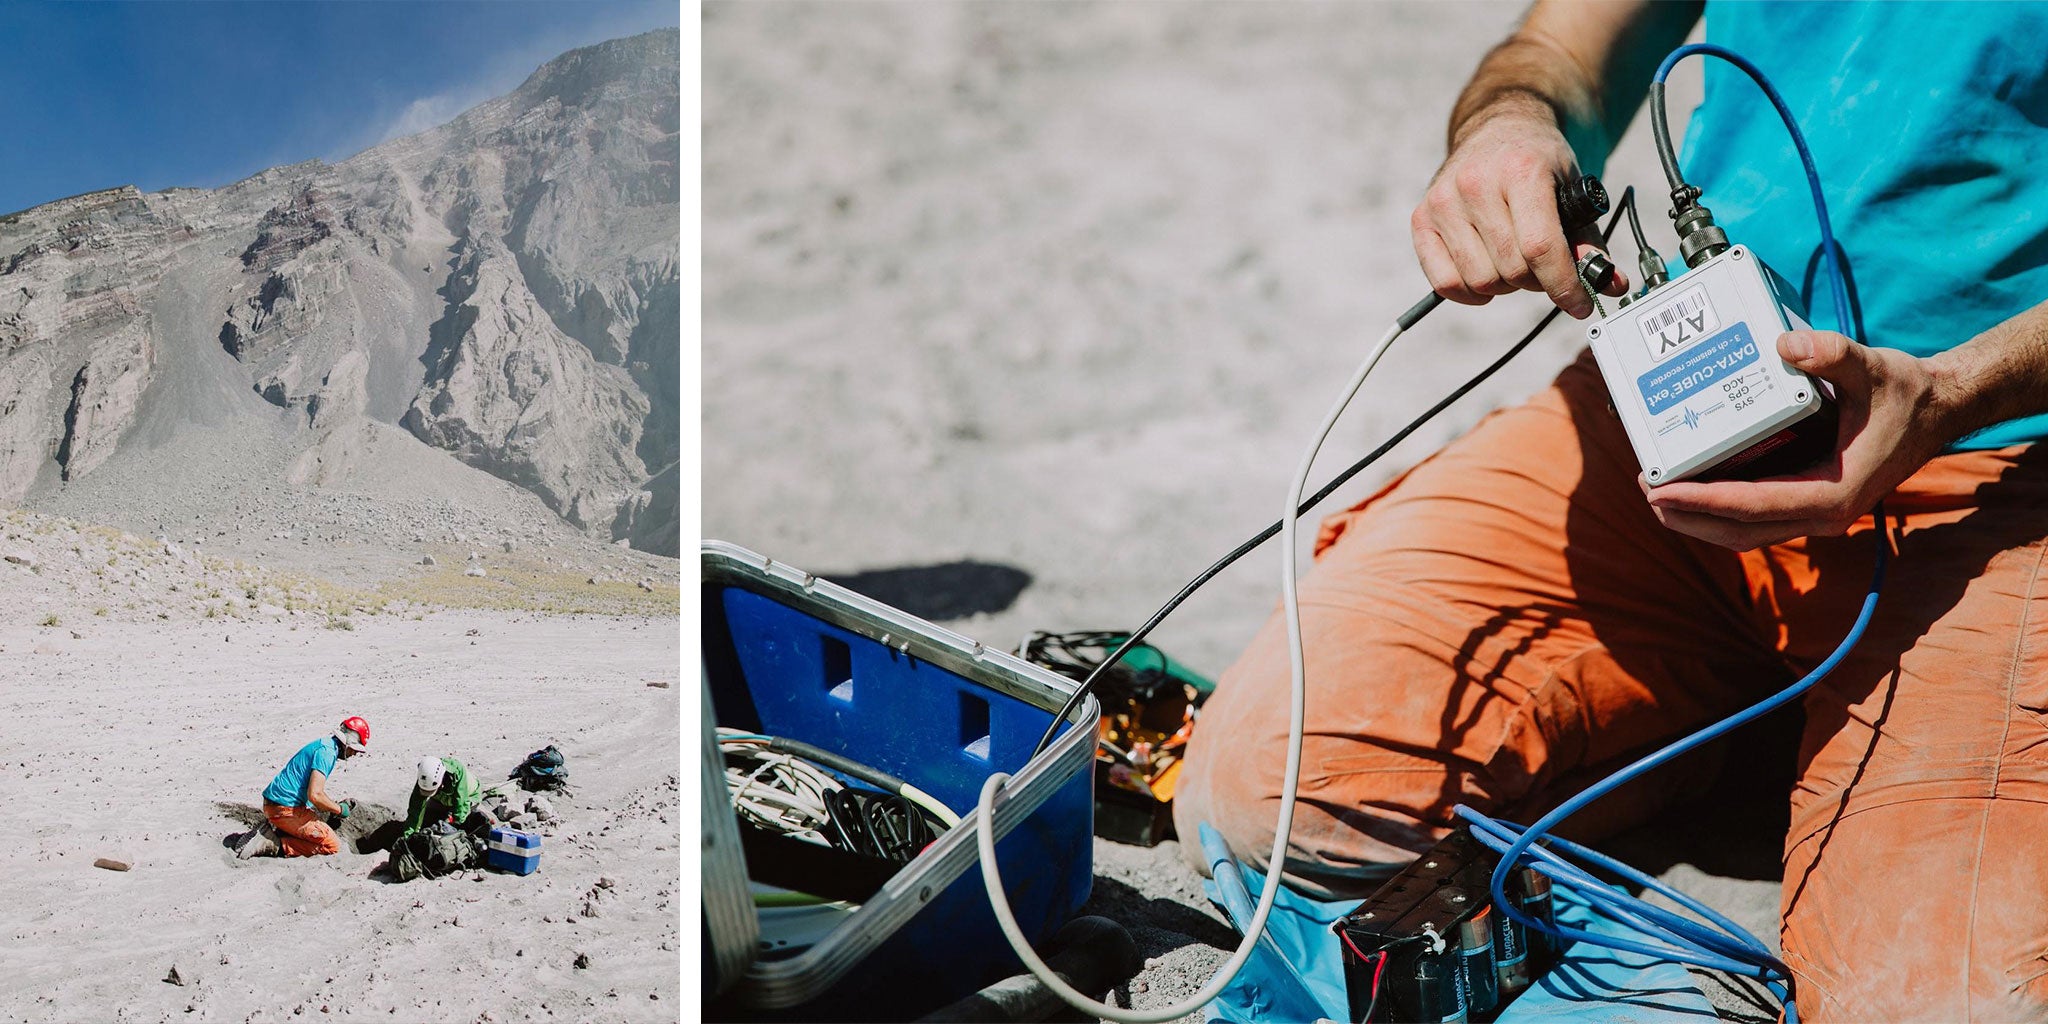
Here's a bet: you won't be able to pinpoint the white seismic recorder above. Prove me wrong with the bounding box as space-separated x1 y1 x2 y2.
1585 244 1836 484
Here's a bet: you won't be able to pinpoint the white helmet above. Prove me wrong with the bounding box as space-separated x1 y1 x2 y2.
416 756 447 793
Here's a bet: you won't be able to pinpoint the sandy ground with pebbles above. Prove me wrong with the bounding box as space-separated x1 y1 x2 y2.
703 3 1794 1021
3 610 680 1024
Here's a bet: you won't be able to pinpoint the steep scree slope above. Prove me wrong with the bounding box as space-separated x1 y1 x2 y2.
0 29 679 555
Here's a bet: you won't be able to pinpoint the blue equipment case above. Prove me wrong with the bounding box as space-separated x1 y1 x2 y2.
485 827 541 875
702 541 1100 1021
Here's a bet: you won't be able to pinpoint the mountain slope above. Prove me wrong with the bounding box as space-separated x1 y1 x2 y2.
0 29 680 556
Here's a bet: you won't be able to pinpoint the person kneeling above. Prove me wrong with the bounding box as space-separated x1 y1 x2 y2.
405 755 489 838
235 716 368 859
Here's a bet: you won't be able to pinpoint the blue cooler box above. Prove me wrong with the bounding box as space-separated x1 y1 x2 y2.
702 540 1099 1022
486 827 541 875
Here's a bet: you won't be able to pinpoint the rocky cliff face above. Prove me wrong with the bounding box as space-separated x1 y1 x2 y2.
0 30 680 554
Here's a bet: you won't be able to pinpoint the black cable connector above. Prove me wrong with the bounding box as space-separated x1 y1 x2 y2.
1622 193 1669 293
1554 174 1610 233
1648 81 1729 269
1578 252 1618 294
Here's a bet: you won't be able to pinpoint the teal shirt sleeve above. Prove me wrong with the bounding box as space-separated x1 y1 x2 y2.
262 737 339 808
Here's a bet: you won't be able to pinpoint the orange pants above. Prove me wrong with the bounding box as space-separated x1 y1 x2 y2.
263 802 341 857
1174 351 2048 1020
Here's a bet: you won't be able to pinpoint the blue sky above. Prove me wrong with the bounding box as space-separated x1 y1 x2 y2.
0 1 679 215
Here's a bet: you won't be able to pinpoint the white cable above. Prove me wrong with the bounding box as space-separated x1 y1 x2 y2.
900 781 963 829
976 318 1411 1021
725 744 840 843
723 729 962 831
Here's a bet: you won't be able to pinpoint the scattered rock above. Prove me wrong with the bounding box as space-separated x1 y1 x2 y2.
596 876 615 890
580 901 599 919
573 953 590 970
419 556 436 566
645 680 670 688
164 966 184 987
525 796 555 822
93 857 132 872
501 540 516 553
464 566 486 578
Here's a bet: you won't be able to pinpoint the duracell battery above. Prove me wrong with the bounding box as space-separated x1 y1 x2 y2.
1412 951 1468 1024
1515 866 1557 959
1492 896 1535 996
1455 900 1499 1018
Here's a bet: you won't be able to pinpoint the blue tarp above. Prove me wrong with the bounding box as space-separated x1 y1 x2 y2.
1197 825 1723 1023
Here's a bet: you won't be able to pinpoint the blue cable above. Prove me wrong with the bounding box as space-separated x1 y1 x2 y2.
1655 43 1852 334
1453 45 1887 1023
1459 813 1781 967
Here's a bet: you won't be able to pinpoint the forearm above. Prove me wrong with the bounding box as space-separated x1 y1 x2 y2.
402 790 429 835
1927 299 2048 441
1449 0 1702 170
306 770 341 815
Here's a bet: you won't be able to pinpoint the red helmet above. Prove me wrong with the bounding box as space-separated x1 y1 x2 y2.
335 716 370 752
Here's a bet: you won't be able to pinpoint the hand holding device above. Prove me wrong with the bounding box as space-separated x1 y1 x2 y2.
1410 102 1629 318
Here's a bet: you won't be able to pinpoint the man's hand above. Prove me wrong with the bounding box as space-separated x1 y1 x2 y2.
1643 331 1963 550
1411 97 1630 319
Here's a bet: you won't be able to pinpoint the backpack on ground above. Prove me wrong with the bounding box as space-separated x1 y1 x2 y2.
509 744 570 793
389 826 483 882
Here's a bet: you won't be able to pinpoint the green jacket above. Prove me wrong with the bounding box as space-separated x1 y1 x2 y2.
401 756 480 837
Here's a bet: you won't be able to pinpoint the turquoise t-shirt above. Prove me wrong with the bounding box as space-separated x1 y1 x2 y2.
1678 1 2048 449
263 736 340 808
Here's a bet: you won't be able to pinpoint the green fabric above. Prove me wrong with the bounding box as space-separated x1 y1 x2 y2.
1108 635 1216 696
401 756 479 837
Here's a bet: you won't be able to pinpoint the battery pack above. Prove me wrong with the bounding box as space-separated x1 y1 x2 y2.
1335 829 1556 1023
1586 245 1834 484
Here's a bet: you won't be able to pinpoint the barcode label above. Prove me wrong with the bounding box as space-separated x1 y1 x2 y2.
1641 294 1705 335
1637 285 1719 364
